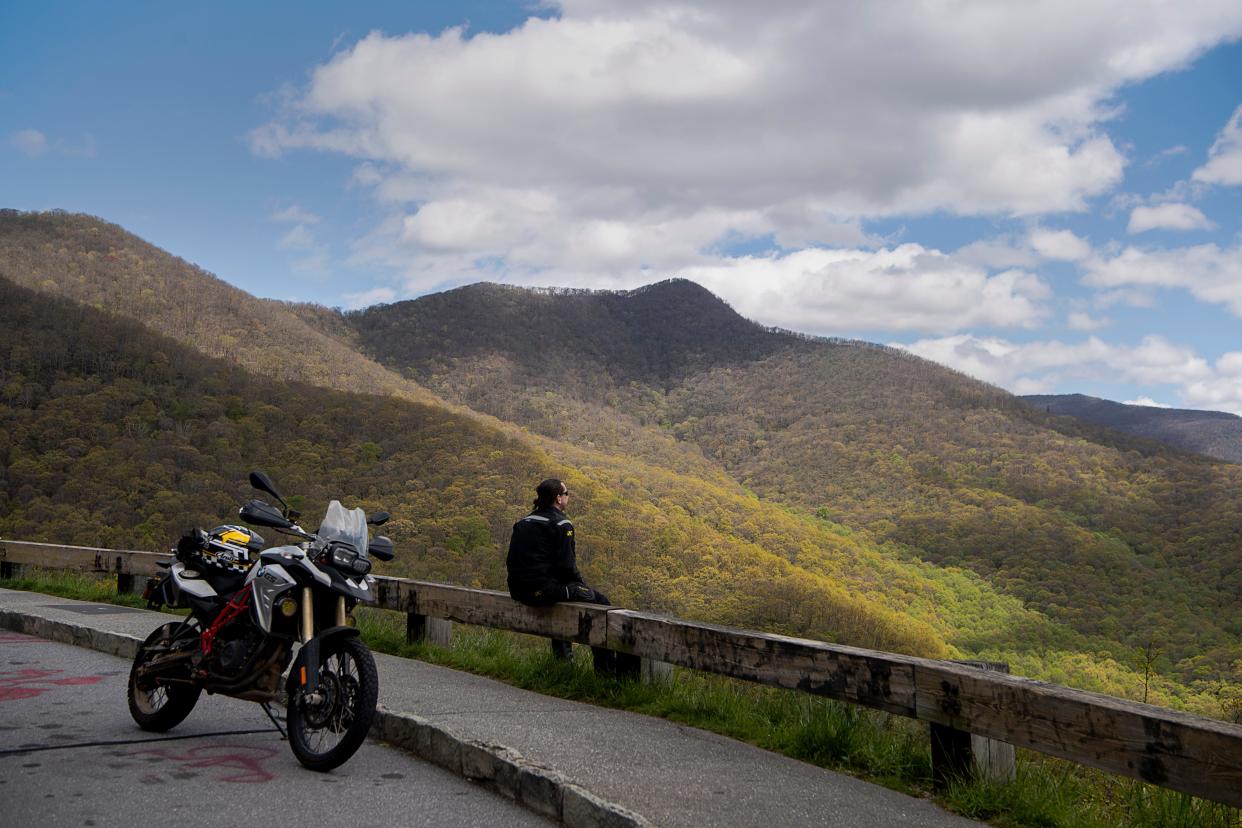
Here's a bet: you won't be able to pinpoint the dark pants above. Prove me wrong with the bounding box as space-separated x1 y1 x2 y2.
510 581 609 660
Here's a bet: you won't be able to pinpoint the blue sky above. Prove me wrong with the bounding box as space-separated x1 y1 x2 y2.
3 1 1242 413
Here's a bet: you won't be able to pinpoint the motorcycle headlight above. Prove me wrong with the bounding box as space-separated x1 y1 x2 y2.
330 544 371 576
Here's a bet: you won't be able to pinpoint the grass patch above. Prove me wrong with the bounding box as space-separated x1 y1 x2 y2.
4 572 1239 828
1 568 153 608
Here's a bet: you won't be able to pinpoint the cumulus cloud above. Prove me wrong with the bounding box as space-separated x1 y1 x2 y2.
1126 202 1215 233
898 333 1242 414
1124 396 1172 408
953 237 1037 269
1067 310 1109 331
10 129 48 157
1192 105 1242 186
1082 243 1242 316
681 245 1051 335
250 1 1242 298
1029 228 1092 261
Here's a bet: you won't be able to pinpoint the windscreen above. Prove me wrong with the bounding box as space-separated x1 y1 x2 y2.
318 500 370 557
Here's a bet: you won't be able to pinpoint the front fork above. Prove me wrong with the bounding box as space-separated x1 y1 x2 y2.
296 590 348 704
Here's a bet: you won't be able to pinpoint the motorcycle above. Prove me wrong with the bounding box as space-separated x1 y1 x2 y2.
128 471 395 771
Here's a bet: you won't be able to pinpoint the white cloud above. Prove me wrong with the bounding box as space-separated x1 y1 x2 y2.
1124 396 1172 408
1126 202 1215 233
1094 287 1157 309
343 286 395 309
1146 145 1187 167
251 1 1242 290
10 129 48 157
1192 105 1242 186
897 333 1241 414
1067 310 1109 331
1082 243 1242 316
278 224 317 250
953 237 1037 269
681 245 1050 335
271 204 322 224
1029 228 1092 261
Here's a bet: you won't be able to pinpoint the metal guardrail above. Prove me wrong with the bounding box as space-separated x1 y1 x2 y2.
2 538 1240 807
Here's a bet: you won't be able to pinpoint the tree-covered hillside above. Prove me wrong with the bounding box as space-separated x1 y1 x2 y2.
2 210 1238 718
342 275 1242 696
1024 393 1242 464
0 271 974 659
0 209 440 405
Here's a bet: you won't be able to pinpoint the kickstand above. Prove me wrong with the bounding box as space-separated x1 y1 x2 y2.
261 702 288 740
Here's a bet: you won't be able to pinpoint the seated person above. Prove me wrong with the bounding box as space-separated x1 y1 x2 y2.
507 478 608 658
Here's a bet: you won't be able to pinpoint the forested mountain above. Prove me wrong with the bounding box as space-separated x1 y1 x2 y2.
1023 393 1242 464
1 210 1239 720
344 274 1242 702
0 271 962 657
0 209 440 405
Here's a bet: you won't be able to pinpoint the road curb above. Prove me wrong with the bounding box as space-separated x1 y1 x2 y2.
0 606 652 827
0 607 143 658
372 705 650 827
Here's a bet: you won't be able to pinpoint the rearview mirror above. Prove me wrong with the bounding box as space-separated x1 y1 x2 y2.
248 471 283 501
239 499 294 530
368 535 394 562
367 511 390 527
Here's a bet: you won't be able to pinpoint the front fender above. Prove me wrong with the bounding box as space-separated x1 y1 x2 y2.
309 625 360 646
290 626 362 697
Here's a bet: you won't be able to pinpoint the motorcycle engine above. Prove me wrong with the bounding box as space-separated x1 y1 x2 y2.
213 626 264 676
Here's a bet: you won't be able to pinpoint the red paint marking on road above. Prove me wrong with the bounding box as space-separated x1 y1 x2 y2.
0 632 45 643
0 667 108 701
127 743 280 784
49 676 106 686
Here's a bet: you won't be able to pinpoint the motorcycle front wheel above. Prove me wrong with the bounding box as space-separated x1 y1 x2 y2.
128 622 202 731
286 635 379 772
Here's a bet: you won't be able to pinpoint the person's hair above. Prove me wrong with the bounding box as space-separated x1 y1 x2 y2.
533 478 566 510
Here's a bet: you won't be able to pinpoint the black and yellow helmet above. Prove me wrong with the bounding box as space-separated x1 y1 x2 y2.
203 524 264 572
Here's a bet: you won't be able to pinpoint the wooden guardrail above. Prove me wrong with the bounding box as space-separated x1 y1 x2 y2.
2 538 1240 807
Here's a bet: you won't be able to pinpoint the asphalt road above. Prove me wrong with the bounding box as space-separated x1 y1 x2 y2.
0 629 551 827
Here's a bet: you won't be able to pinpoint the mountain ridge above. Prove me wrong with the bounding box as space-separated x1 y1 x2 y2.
2 209 1239 718
339 260 1242 685
1022 393 1242 464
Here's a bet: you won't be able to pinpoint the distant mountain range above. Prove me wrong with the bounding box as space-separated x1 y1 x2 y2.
1 210 1239 717
1022 394 1242 464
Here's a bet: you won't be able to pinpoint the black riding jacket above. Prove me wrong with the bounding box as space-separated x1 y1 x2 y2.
506 506 583 601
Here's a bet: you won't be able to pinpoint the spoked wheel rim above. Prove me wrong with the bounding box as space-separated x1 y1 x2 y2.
297 650 361 753
127 622 203 732
132 681 171 715
286 636 378 771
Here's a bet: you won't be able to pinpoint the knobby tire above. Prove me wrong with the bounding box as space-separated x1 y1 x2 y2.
286 636 378 772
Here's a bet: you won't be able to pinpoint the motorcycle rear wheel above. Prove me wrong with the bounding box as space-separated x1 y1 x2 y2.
286 636 378 772
128 622 202 731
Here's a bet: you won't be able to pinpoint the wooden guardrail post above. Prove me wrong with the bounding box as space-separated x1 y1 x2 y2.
0 539 17 580
407 612 453 647
591 646 642 679
931 661 1016 789
115 552 148 595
